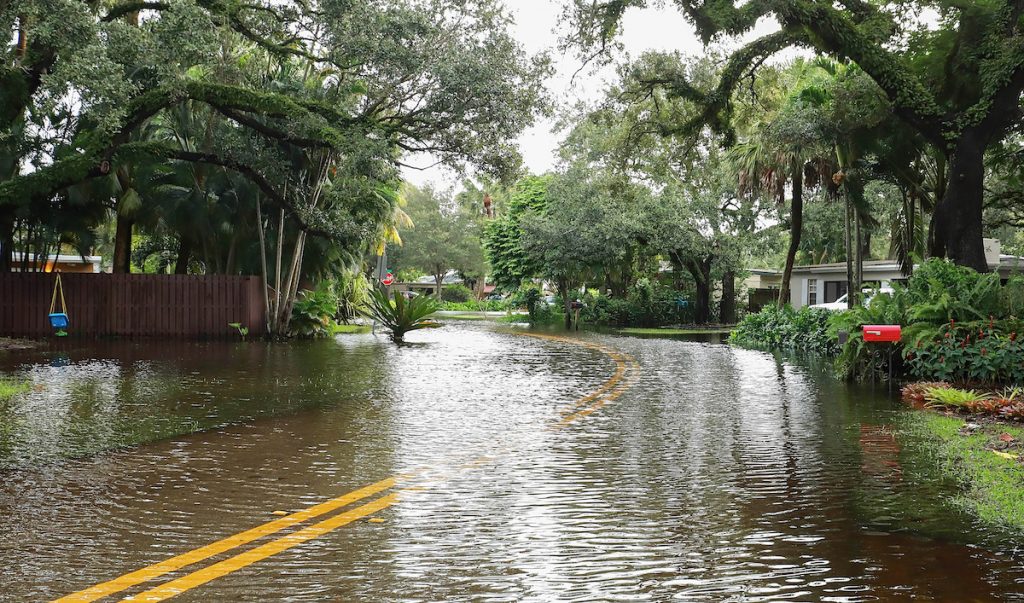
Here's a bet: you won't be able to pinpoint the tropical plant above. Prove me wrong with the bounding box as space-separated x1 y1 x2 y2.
227 322 250 340
924 387 991 409
901 381 950 407
336 271 372 323
289 282 340 338
904 322 1024 385
363 289 441 343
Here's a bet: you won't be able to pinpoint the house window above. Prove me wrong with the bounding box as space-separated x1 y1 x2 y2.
825 281 847 303
808 279 817 306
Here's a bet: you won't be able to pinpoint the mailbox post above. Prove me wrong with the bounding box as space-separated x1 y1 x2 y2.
862 325 902 384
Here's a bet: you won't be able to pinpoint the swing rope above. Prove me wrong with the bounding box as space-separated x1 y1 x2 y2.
49 273 67 317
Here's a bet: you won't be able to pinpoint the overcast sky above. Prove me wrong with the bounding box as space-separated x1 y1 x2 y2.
400 1 707 189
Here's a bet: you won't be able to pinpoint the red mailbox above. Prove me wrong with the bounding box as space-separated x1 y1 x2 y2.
863 325 901 343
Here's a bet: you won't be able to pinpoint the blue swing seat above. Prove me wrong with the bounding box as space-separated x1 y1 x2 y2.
49 312 69 329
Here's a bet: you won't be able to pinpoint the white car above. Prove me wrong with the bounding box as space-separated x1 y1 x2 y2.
810 287 893 311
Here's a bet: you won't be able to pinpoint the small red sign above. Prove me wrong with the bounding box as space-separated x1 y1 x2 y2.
381 272 394 286
863 325 901 343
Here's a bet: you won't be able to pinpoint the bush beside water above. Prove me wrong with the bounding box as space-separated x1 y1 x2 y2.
732 259 1024 385
730 305 839 355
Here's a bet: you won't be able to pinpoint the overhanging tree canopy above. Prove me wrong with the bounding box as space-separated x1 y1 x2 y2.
565 0 1024 271
1 0 549 267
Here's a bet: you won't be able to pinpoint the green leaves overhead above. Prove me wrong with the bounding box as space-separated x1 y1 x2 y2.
564 0 1024 269
1 0 548 247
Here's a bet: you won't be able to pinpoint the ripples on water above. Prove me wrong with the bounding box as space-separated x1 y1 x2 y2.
1 323 1023 601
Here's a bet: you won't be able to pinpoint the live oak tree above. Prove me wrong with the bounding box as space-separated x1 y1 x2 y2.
520 169 644 328
1 0 549 275
565 0 1024 271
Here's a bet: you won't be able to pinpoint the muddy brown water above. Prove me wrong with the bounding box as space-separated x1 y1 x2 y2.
1 322 1022 601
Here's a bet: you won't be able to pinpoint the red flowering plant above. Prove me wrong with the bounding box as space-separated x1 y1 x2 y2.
903 320 1024 385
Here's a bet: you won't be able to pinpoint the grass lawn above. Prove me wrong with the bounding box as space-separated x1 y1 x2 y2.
907 412 1024 531
616 327 733 336
0 379 30 402
330 324 372 334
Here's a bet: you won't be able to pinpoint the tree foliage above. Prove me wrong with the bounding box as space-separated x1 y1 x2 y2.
565 0 1024 271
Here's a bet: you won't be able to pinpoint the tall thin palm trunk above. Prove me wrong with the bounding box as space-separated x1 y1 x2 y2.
778 157 803 307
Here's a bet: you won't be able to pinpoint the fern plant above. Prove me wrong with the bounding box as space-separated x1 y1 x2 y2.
363 288 441 342
923 386 991 408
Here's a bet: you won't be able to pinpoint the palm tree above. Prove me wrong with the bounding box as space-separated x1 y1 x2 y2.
730 117 829 307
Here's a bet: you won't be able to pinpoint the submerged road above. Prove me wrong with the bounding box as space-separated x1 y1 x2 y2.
1 323 1023 601
56 334 638 602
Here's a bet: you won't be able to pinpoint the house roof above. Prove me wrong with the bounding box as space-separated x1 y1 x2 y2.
12 252 101 263
790 260 904 275
785 255 1024 277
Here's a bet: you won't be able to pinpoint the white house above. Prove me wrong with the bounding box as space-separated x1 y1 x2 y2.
788 239 1024 309
10 252 102 273
789 260 906 309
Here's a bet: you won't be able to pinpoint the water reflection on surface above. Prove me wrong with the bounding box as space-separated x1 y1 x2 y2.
0 323 1022 601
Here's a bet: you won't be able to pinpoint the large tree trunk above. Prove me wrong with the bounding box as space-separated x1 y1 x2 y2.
112 215 133 274
0 214 13 272
930 133 988 271
559 279 572 330
778 157 803 307
434 272 444 300
684 257 712 324
720 270 736 324
844 193 855 309
174 237 191 274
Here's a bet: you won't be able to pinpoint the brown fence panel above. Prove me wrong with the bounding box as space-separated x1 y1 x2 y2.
0 273 267 339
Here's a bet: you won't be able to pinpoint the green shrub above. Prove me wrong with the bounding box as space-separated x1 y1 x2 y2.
580 280 688 327
906 258 1003 322
730 305 839 355
290 281 339 338
439 299 505 311
509 286 555 323
1001 275 1024 318
441 284 474 302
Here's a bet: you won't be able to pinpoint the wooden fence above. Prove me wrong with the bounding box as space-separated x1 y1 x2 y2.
0 273 266 338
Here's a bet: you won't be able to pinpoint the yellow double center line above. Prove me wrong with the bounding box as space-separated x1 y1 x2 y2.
55 333 636 602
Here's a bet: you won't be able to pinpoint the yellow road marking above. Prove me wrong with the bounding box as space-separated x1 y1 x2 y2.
120 493 399 602
53 478 397 602
518 333 632 418
56 331 639 602
555 370 638 427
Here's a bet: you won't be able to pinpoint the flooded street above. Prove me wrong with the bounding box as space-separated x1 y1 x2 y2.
2 322 1023 601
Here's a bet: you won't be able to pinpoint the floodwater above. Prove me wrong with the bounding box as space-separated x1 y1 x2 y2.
1 322 1023 601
